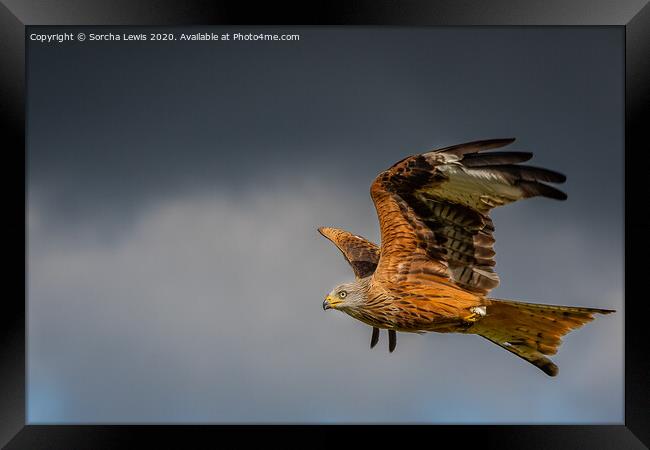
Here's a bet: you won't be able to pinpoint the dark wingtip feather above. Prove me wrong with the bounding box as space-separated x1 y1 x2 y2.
475 138 516 148
539 360 559 377
519 165 567 183
435 138 516 156
486 164 567 184
519 181 568 200
462 151 534 167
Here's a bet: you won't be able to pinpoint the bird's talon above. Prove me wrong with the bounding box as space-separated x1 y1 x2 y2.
370 327 380 349
463 313 479 323
464 306 487 323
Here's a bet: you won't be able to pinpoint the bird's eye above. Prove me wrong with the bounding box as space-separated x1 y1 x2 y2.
338 291 347 299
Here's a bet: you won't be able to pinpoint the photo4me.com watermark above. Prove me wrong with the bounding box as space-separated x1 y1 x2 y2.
29 31 301 44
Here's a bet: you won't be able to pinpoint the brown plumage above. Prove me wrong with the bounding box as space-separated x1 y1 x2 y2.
318 228 379 279
319 138 614 376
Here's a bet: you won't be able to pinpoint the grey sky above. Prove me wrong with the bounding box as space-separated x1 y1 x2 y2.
27 26 623 423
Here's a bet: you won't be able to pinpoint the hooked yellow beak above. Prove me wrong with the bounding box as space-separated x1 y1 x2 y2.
323 295 341 311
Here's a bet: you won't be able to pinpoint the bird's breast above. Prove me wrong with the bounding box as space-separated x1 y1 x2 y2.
347 290 483 332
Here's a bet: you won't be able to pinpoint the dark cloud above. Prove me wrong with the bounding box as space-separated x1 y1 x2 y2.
27 26 623 423
28 27 622 227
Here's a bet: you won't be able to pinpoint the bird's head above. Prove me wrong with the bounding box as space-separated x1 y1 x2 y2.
323 279 368 311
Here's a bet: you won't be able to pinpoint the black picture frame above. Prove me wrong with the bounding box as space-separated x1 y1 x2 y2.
2 1 648 448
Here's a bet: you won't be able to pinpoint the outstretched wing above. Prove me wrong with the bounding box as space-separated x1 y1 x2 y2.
318 227 380 279
370 138 566 295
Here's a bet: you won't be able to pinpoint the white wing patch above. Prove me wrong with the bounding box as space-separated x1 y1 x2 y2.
437 164 522 212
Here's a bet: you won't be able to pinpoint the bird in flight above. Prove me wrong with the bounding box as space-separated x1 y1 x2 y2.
319 138 614 376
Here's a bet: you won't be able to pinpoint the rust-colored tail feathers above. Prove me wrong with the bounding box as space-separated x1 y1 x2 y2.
469 299 614 376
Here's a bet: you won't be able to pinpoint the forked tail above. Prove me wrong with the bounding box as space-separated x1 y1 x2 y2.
469 299 614 376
